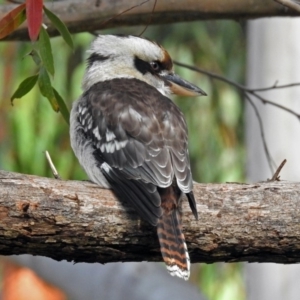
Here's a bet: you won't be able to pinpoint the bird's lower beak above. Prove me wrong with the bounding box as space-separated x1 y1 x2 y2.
163 73 207 97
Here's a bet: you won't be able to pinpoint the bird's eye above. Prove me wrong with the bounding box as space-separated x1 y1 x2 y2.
150 61 160 72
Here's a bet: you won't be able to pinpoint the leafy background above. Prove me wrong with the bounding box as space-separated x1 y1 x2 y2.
0 19 246 300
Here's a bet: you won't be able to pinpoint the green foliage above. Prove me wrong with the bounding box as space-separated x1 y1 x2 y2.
44 6 74 50
0 34 92 178
6 6 73 124
38 66 59 111
29 49 42 66
53 88 70 125
39 26 55 76
196 263 246 300
10 75 38 103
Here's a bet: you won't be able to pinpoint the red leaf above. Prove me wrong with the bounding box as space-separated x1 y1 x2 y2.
26 0 43 41
0 3 26 39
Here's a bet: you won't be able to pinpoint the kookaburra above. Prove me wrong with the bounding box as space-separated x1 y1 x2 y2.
70 35 206 280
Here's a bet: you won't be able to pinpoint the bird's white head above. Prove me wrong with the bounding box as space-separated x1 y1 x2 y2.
82 35 206 97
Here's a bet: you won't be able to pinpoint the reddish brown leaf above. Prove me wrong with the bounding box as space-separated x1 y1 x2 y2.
0 3 26 39
26 0 43 41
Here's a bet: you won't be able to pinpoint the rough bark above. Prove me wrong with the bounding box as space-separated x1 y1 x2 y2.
0 169 300 265
0 0 297 41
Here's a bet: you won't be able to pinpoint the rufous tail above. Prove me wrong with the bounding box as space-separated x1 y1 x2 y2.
157 209 190 280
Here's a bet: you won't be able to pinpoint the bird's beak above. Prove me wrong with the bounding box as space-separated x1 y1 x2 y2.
163 73 207 97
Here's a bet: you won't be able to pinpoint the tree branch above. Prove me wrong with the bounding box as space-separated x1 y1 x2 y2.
1 170 300 264
0 0 297 41
274 0 300 13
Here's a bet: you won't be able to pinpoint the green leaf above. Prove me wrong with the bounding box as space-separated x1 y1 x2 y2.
39 26 55 76
53 88 70 125
10 75 38 104
43 6 74 50
38 67 59 112
29 49 41 66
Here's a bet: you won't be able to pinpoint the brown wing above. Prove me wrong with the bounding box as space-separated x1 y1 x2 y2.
77 78 194 225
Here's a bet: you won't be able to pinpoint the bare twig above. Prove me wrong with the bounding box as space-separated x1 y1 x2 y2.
174 61 300 174
269 159 287 181
253 94 300 120
138 0 157 36
247 81 300 92
44 150 61 180
174 61 300 120
274 0 300 13
98 0 151 28
245 95 276 173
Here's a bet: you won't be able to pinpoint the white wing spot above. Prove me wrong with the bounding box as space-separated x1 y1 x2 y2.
115 140 128 151
101 162 112 173
105 142 115 153
81 107 87 115
93 127 101 141
106 130 116 142
87 116 93 129
99 140 128 153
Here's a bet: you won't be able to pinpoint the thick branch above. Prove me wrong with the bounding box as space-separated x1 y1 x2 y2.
1 170 300 264
1 0 297 41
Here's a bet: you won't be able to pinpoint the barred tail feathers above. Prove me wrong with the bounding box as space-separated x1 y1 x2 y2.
157 209 190 280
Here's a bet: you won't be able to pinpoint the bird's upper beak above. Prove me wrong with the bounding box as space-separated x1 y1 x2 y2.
162 73 207 97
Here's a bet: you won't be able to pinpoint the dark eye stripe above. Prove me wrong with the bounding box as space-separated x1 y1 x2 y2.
87 53 110 68
134 56 152 75
134 56 163 75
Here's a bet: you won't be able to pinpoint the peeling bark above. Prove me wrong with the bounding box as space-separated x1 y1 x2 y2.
0 170 300 264
0 0 297 41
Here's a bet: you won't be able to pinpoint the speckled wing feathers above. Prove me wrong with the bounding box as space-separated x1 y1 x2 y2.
76 78 194 225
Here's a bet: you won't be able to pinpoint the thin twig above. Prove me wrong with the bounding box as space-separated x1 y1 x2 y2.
138 0 157 36
174 61 300 173
247 81 300 92
45 151 61 180
274 0 300 13
245 95 276 173
251 93 300 120
98 0 151 28
174 61 246 90
269 159 287 181
174 61 300 120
